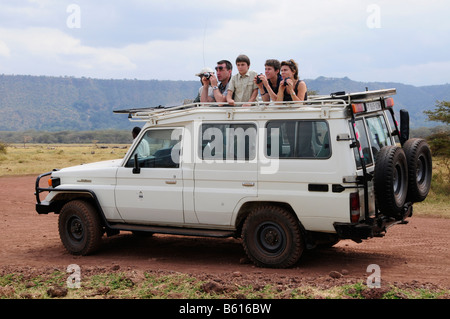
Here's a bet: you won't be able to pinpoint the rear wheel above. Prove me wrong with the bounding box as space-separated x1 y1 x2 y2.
374 146 409 219
403 138 432 203
58 200 103 255
242 206 304 268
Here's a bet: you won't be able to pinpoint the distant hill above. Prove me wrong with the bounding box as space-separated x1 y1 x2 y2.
307 76 450 128
0 74 448 131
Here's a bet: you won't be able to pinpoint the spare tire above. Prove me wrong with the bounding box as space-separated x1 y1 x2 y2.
403 138 432 203
374 146 408 219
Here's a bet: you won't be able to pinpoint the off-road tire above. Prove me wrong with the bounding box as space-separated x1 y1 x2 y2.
374 146 409 219
242 205 304 268
58 200 103 255
403 138 432 203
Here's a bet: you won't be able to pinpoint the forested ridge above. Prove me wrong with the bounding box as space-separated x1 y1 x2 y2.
1 74 449 132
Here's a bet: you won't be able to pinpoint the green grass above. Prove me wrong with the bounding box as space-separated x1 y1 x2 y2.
0 144 128 176
1 270 448 299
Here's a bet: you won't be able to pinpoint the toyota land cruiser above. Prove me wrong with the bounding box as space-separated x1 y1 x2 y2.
35 88 432 268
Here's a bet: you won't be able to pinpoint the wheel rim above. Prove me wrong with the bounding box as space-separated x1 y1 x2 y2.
255 222 286 255
393 162 406 203
67 216 84 242
416 154 427 185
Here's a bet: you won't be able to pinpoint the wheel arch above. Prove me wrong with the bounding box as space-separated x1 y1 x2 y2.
50 190 108 227
234 201 306 238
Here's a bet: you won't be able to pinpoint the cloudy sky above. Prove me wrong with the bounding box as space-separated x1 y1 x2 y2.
0 0 449 86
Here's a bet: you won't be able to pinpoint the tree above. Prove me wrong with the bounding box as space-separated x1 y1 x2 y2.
424 100 449 157
424 100 450 125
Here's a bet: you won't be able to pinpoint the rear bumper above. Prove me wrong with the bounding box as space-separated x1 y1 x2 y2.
333 222 375 240
334 207 412 242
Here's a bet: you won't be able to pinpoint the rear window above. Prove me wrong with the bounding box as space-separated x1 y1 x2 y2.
350 114 392 168
266 120 331 159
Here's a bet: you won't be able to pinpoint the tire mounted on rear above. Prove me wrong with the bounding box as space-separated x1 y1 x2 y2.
403 138 432 203
374 146 409 220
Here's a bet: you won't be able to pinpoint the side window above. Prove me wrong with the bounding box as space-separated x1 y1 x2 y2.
366 115 392 160
200 123 256 161
266 120 331 159
126 128 182 168
349 119 373 168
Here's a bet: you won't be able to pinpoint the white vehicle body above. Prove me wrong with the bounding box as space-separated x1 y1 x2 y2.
35 89 432 268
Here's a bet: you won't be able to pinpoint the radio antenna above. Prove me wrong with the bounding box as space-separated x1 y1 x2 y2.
202 19 208 67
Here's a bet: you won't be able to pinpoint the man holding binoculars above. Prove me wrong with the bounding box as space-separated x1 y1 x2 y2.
195 60 232 103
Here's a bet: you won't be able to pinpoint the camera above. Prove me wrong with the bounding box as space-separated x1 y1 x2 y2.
203 72 212 80
256 73 263 84
283 77 290 86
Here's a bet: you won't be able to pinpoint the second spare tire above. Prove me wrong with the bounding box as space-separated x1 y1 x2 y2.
403 138 432 203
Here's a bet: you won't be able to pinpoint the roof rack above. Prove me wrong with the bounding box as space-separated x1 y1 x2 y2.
114 99 348 122
113 88 396 122
314 88 397 102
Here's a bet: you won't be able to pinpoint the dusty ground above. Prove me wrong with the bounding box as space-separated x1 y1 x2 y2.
1 175 449 291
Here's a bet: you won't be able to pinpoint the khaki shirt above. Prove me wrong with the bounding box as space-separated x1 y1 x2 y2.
228 70 258 103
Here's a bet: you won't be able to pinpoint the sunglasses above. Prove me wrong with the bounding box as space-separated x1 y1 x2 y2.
215 66 225 71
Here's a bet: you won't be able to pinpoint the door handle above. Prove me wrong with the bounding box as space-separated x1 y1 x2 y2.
165 180 177 185
242 182 255 187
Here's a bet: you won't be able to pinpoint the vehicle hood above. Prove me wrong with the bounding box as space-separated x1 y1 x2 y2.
51 159 122 181
56 159 122 172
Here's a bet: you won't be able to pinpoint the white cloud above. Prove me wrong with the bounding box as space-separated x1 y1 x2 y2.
0 0 449 85
0 27 136 76
0 40 10 57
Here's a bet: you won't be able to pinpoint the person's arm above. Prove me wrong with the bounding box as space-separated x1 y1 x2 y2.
255 75 270 102
200 77 214 102
225 77 235 106
248 88 258 102
276 81 285 101
297 81 307 101
265 78 278 102
226 89 235 105
210 75 226 102
284 78 302 101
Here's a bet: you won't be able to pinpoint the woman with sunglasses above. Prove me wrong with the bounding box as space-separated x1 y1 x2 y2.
276 59 308 102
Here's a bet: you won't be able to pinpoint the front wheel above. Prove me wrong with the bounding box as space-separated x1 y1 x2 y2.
58 200 103 255
242 206 304 268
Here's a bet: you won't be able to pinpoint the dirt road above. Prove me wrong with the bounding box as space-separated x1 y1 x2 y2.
1 175 449 289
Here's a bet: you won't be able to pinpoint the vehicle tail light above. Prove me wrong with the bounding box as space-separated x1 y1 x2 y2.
350 192 361 223
384 97 394 108
351 103 365 114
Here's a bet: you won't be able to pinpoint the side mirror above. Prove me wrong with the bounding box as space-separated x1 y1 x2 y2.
132 154 141 174
399 109 410 145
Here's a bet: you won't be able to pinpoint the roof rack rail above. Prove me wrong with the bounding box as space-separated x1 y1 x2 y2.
315 88 397 102
114 99 348 121
112 88 396 122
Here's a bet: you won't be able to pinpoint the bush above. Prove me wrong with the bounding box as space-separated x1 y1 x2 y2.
427 131 450 156
0 141 7 154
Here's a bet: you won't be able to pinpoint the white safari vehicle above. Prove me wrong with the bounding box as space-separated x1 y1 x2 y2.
35 89 432 268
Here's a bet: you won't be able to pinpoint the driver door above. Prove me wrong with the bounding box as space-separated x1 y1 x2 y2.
115 128 184 224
